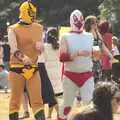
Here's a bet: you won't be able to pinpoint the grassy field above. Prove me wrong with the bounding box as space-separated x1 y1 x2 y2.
0 92 120 120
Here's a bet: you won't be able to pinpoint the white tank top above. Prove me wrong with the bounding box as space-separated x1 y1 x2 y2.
63 31 94 73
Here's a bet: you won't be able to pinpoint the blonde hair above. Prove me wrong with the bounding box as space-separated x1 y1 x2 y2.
112 36 118 41
112 36 118 45
84 15 97 32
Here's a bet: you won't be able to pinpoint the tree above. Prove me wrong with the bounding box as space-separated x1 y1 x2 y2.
42 0 103 26
99 0 120 35
0 0 20 34
0 0 103 31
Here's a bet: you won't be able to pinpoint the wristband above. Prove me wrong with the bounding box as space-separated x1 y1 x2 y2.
60 52 72 62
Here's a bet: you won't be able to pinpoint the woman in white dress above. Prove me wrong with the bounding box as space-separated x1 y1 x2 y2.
45 28 63 95
38 28 63 119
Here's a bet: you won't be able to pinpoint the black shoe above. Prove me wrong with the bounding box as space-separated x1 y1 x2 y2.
35 110 45 120
9 112 18 120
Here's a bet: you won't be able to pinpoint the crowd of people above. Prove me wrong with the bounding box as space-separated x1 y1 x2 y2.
0 0 120 120
0 33 10 90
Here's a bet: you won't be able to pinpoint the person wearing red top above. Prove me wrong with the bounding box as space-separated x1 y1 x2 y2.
98 20 113 81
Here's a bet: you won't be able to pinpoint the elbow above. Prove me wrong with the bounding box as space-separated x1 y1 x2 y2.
59 52 72 62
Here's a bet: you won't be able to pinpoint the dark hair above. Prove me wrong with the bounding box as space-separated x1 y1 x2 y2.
0 33 4 41
0 65 4 69
72 81 119 120
84 15 97 32
98 21 109 34
93 81 119 120
47 28 59 50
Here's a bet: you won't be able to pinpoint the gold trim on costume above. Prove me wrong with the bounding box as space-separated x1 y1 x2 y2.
10 64 38 80
10 64 37 68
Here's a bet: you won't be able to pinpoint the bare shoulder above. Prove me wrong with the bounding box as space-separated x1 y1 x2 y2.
8 23 19 30
33 22 43 29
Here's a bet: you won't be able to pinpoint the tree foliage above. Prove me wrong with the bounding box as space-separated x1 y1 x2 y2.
41 0 103 26
0 0 20 33
0 0 103 32
99 0 120 34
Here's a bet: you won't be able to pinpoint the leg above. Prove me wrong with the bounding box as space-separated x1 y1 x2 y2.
93 60 101 84
54 103 59 117
80 77 94 105
48 106 54 119
112 63 120 87
22 92 29 113
106 69 112 81
38 63 58 118
58 76 78 119
19 92 30 119
102 69 109 81
102 69 111 82
9 72 25 120
0 70 9 90
48 100 59 119
38 63 57 105
26 71 45 120
112 63 120 84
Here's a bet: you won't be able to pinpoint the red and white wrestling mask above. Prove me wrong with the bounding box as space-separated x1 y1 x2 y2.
70 10 84 30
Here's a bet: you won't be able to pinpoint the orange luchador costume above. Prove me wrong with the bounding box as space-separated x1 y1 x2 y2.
8 1 45 120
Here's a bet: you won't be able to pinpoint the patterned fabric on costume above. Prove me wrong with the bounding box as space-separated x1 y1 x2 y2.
92 38 102 83
10 64 38 80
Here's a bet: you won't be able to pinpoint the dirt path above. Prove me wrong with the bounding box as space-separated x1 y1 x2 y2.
0 92 59 120
0 92 120 120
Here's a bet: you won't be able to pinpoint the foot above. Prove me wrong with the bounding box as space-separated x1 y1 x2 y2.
35 110 45 120
19 112 30 119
